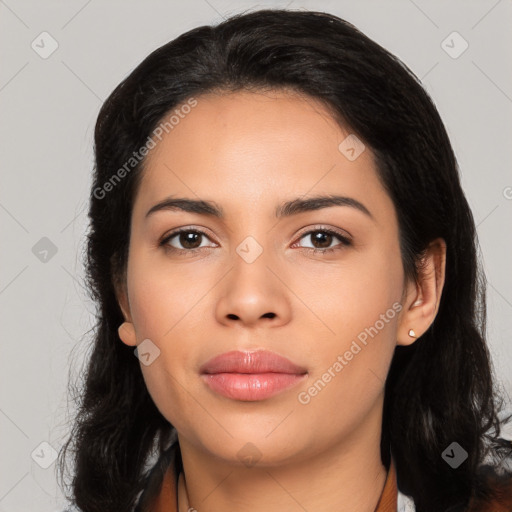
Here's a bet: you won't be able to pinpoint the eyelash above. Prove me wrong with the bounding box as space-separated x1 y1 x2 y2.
159 226 352 256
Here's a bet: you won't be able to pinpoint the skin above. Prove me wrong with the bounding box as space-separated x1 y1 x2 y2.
117 89 446 512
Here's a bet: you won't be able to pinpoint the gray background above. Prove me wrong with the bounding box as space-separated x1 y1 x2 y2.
1 0 511 510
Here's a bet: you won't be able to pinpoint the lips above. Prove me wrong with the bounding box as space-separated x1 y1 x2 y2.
200 350 308 401
200 350 307 375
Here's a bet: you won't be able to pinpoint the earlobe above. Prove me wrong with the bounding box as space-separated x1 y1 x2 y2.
118 321 137 346
397 322 420 346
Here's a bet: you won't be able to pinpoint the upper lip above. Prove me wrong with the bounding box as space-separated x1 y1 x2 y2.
200 350 307 375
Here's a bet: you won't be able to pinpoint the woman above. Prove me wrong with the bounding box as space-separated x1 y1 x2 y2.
58 9 512 512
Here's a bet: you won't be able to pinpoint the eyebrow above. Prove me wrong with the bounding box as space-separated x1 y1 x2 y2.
145 194 374 221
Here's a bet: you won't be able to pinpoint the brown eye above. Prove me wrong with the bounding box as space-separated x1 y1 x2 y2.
176 231 203 249
309 231 334 249
295 228 352 254
160 229 215 252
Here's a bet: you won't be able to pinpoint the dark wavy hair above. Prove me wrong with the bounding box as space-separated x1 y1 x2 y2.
58 8 512 512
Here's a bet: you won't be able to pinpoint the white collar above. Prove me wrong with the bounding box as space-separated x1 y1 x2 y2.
397 489 416 511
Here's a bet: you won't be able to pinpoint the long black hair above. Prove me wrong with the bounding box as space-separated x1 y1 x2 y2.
58 8 512 512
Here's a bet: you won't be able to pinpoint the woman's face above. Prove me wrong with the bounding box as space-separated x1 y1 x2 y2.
118 89 414 465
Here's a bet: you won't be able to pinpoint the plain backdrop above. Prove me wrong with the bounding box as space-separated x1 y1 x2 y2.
1 0 511 510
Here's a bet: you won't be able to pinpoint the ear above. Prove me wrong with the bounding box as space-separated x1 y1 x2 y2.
113 273 137 347
397 238 447 346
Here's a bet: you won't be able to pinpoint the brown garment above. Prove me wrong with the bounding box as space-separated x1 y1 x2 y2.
137 442 398 512
466 469 512 512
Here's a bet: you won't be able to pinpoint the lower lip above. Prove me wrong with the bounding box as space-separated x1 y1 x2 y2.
201 372 307 401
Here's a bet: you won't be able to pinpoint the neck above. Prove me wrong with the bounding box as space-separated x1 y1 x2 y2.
177 399 388 512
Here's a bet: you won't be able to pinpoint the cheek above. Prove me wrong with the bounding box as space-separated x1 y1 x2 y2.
296 236 403 353
294 241 403 413
295 299 399 442
126 250 213 429
127 247 209 339
132 311 201 436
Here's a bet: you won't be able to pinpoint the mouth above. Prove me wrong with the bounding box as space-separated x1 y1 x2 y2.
200 350 308 401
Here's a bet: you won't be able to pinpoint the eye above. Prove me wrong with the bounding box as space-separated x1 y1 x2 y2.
159 228 216 253
159 226 352 256
293 227 352 255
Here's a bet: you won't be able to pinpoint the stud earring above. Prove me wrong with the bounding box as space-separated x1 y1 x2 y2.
408 329 416 338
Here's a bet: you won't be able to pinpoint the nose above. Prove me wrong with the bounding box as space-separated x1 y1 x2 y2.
214 246 291 329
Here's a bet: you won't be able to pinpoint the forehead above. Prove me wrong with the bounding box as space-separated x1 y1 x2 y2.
146 88 350 167
133 89 392 221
